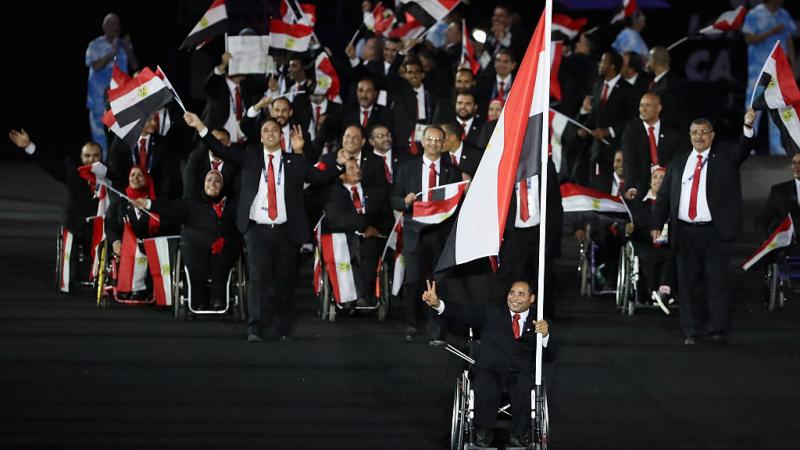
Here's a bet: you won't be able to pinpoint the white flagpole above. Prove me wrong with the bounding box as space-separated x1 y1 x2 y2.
156 65 186 112
667 36 689 51
100 181 160 222
535 0 553 389
548 108 610 145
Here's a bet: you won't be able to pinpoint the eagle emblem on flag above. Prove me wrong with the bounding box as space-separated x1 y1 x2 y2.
137 85 149 98
337 261 351 272
199 17 209 28
286 38 295 49
592 199 601 210
161 264 170 275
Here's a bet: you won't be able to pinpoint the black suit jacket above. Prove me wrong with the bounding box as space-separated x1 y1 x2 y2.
183 146 240 201
320 150 386 188
448 142 483 178
582 78 639 164
200 132 342 244
652 133 755 245
30 149 99 233
390 81 435 156
557 53 599 117
105 199 156 245
651 71 689 131
625 72 653 106
150 195 241 251
762 180 800 237
200 71 267 131
107 134 182 200
390 156 462 252
322 183 393 236
621 119 682 194
442 301 545 374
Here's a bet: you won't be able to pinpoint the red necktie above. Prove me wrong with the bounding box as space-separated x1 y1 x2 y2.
512 313 521 339
362 110 369 128
267 154 278 220
648 79 655 91
234 86 243 121
351 186 364 214
315 105 322 125
280 134 286 152
519 180 530 222
211 160 221 171
601 82 609 105
427 162 437 200
618 180 625 196
498 81 505 99
212 198 225 218
138 138 147 170
688 154 703 221
381 155 392 183
451 153 458 167
648 126 659 166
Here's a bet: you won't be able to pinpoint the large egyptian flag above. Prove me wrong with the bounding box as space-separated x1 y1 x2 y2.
180 0 228 50
699 6 747 36
742 215 794 270
399 0 459 29
143 236 179 306
769 102 800 155
752 42 800 110
436 5 550 272
560 183 628 214
108 67 174 129
320 233 359 304
269 19 314 52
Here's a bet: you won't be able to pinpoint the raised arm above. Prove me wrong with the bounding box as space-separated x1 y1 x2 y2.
184 112 244 166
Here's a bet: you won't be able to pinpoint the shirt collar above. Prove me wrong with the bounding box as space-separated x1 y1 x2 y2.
452 142 464 159
625 73 639 85
643 190 657 202
374 148 391 159
423 155 440 169
643 119 661 131
605 73 622 91
511 308 529 325
496 73 512 85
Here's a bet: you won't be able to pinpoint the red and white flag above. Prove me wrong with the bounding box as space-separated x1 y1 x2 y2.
552 13 587 40
700 6 746 36
769 102 800 154
436 5 551 271
320 233 358 304
77 161 110 217
364 3 396 36
108 67 174 128
144 236 178 306
549 109 570 172
412 181 468 224
116 223 149 293
611 0 636 24
110 64 132 90
314 52 341 103
281 0 317 26
550 41 564 101
58 227 74 293
269 19 314 52
461 19 479 75
752 42 800 110
376 216 405 297
560 183 628 214
86 216 105 282
399 0 459 28
180 0 228 50
388 13 425 40
312 217 323 296
742 215 794 271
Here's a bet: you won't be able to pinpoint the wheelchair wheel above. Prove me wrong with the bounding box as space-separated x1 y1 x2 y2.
766 263 780 312
173 249 186 321
578 243 590 297
377 261 390 322
55 226 64 291
615 246 628 311
450 374 468 450
533 383 549 450
234 257 247 323
319 268 330 321
95 241 108 309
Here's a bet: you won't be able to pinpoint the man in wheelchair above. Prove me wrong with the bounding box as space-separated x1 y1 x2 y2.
422 279 549 447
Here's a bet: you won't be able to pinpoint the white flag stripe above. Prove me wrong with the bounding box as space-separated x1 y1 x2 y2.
109 76 168 122
60 229 73 293
401 0 454 21
132 245 149 293
562 195 627 213
331 234 358 303
392 254 405 296
530 51 550 117
187 2 227 36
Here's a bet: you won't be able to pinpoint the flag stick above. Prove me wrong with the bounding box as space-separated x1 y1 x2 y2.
535 0 553 389
667 36 689 51
156 65 186 112
584 25 600 35
348 23 365 48
548 108 610 145
414 180 470 197
100 182 160 222
749 41 781 109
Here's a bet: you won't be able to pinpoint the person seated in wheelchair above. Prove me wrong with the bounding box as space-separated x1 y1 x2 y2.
105 167 161 299
628 167 675 314
134 169 241 311
322 159 393 307
422 279 550 447
759 152 800 259
572 150 630 290
8 129 105 291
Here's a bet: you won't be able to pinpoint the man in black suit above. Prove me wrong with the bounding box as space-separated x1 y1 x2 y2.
621 51 653 104
422 279 550 448
577 51 638 186
621 92 682 199
761 152 800 237
651 109 756 345
439 121 482 179
367 124 410 185
184 129 240 201
183 111 347 342
477 48 517 104
329 77 391 144
200 52 267 144
107 112 182 200
557 33 598 118
647 46 689 131
241 97 318 163
390 126 461 342
319 125 386 188
323 160 393 304
436 91 484 150
390 56 436 158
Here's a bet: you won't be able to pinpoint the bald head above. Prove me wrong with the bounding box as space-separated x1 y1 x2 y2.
647 46 670 75
639 92 662 123
102 13 121 39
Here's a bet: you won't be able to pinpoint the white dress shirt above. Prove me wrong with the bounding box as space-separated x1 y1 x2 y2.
414 86 427 120
678 149 712 222
281 124 293 153
612 173 624 197
515 175 541 228
433 301 549 347
795 179 800 206
249 149 287 224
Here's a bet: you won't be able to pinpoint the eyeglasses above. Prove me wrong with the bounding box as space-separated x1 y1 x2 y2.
689 129 713 137
424 137 443 142
371 133 390 139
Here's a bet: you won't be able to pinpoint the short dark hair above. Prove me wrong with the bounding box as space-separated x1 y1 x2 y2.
357 76 377 89
605 51 624 74
402 54 423 70
455 90 477 105
272 97 292 109
624 51 643 73
439 121 462 139
259 116 281 130
495 47 516 63
343 124 365 138
386 36 402 46
690 117 714 131
455 67 474 79
367 123 390 138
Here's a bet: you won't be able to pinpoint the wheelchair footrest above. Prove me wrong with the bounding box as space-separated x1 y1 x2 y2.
464 445 498 450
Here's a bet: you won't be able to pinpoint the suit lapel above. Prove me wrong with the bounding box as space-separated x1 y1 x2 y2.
411 159 423 192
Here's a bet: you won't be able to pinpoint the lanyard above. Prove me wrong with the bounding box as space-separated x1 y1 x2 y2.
262 153 284 186
129 142 154 171
683 154 709 185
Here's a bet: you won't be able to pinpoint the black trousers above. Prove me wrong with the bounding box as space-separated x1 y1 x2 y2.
244 223 299 336
473 366 534 436
353 236 385 301
403 230 446 335
181 239 240 309
675 222 731 337
637 243 675 294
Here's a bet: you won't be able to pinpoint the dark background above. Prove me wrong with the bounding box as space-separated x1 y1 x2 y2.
2 0 798 158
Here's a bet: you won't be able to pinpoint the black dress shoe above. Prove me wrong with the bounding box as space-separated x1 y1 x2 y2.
710 332 728 344
404 326 416 342
683 336 696 345
247 334 262 343
474 428 494 447
508 432 531 447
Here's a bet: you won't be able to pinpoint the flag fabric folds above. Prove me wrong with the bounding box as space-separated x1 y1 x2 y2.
752 42 800 110
461 19 479 75
376 217 405 297
314 52 342 103
388 14 426 40
59 227 73 293
611 0 636 24
552 14 586 40
281 0 317 26
364 3 397 36
549 109 570 172
412 181 468 225
399 0 460 29
769 103 800 155
108 67 175 129
319 233 359 304
269 19 314 52
116 223 149 293
550 41 564 102
180 0 228 50
560 183 628 214
144 236 179 306
742 215 794 270
699 6 747 35
436 6 550 272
